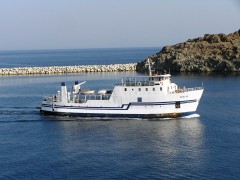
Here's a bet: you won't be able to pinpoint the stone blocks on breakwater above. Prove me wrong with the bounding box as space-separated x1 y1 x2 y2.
0 63 137 76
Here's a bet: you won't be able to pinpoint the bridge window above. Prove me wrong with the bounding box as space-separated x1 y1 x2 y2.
160 87 162 91
146 88 148 91
153 88 155 91
124 88 127 91
138 88 141 91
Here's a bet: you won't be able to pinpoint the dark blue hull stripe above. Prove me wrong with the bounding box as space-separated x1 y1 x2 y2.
41 99 197 111
40 111 196 118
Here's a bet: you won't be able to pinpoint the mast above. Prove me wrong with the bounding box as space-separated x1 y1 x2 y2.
147 58 152 76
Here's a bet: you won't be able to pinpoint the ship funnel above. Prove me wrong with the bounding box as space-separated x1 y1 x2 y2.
60 82 68 102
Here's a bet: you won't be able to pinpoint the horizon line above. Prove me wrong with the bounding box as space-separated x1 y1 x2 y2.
0 46 163 53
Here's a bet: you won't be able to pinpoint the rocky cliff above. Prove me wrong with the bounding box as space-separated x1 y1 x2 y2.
137 30 240 72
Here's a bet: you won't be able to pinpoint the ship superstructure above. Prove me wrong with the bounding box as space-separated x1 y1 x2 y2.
40 71 204 118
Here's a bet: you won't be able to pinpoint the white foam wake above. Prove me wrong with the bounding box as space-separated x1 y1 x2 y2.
181 113 200 119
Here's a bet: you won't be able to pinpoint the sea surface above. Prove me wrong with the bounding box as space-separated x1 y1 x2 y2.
0 48 159 68
0 48 240 179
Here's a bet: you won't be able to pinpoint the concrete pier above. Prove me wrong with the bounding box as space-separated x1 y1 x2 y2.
0 63 137 76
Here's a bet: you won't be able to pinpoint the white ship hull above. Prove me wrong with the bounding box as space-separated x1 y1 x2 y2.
41 80 203 118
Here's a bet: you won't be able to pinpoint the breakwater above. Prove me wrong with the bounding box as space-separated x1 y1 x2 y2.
0 63 137 76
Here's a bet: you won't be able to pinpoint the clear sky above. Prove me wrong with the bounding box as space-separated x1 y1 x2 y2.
0 0 239 51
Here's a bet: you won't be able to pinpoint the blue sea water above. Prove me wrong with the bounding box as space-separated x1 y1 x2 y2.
0 48 159 68
0 48 240 179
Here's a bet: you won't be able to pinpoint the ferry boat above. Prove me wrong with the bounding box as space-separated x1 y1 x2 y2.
40 61 204 118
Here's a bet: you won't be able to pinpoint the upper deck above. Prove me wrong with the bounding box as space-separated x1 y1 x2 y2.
120 74 171 87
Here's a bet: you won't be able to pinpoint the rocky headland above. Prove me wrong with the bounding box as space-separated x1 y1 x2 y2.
0 63 136 76
137 30 240 72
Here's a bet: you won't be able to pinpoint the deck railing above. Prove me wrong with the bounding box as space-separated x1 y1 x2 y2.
70 94 111 103
173 87 203 93
43 93 112 103
120 81 155 87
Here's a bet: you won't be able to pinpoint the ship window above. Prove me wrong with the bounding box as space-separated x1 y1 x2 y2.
124 88 127 91
137 97 142 102
139 88 141 91
160 87 162 91
146 88 148 91
132 89 134 91
153 88 155 91
175 101 180 108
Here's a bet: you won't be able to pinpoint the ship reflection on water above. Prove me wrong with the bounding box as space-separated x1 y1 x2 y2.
153 117 205 167
50 116 205 177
